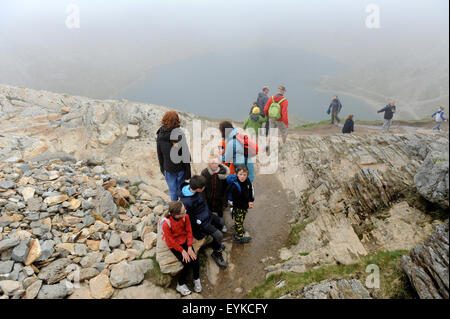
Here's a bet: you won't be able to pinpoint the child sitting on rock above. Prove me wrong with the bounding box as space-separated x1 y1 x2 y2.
226 165 254 243
162 201 201 296
342 114 354 134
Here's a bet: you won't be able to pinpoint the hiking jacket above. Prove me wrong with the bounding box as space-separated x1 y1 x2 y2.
162 214 194 253
264 94 289 127
201 165 230 212
377 105 396 120
255 92 269 116
156 125 191 179
342 119 354 134
243 113 267 135
179 182 212 239
223 128 255 182
328 99 342 113
431 110 446 122
229 177 254 210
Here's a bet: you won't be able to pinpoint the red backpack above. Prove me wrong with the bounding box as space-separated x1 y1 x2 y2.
235 133 258 157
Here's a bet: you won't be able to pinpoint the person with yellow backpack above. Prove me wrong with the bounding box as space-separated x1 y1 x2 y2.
264 85 289 145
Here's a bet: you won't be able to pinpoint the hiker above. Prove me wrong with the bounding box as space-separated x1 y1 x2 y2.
157 111 191 201
226 165 254 243
243 104 267 142
220 121 257 183
255 86 270 137
264 85 289 144
327 96 343 125
219 122 236 176
431 106 447 131
342 114 354 134
201 156 230 218
179 175 227 269
377 102 396 132
162 201 201 296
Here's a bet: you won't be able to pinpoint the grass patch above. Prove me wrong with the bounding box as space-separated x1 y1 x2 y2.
287 220 313 247
293 120 330 130
299 252 310 256
248 250 416 299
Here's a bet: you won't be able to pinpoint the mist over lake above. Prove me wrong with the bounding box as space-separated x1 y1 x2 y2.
117 47 374 123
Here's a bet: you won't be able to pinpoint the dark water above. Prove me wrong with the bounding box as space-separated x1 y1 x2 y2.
117 48 374 122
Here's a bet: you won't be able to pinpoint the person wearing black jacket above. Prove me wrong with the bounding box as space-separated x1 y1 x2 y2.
254 86 270 136
328 96 343 125
342 114 354 134
179 175 227 269
377 102 396 132
156 111 191 201
228 165 254 244
201 156 230 218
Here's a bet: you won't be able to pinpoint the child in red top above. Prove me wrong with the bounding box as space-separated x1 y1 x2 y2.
163 201 201 296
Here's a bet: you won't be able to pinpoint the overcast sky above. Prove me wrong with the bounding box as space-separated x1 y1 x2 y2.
0 0 448 99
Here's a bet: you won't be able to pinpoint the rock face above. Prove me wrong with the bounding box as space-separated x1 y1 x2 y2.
298 279 372 299
401 222 449 299
414 143 449 208
266 133 446 276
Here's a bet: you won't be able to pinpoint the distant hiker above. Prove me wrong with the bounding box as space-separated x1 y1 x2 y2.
243 105 268 141
342 114 354 134
201 156 230 218
377 102 396 132
179 175 227 269
157 111 191 201
226 165 254 243
162 201 201 296
431 105 447 131
264 85 289 144
220 121 257 182
255 86 270 136
327 95 343 125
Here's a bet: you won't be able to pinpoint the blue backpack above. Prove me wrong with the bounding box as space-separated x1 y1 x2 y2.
226 174 241 201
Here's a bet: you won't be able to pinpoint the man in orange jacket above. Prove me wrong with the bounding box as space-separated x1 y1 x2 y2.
264 85 289 144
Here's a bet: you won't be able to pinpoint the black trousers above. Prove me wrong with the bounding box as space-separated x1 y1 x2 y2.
201 214 225 252
170 241 200 285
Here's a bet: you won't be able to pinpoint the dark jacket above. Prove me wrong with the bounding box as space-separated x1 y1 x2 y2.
179 182 212 239
201 165 230 212
328 99 342 113
229 177 254 210
342 119 354 134
377 105 396 120
156 125 191 179
255 92 269 116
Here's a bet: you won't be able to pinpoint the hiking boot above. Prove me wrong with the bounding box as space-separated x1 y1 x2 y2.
234 235 252 244
176 283 192 296
211 251 227 269
193 279 202 293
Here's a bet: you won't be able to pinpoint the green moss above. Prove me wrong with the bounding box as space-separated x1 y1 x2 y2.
248 250 416 299
144 255 173 288
299 252 310 256
287 220 312 247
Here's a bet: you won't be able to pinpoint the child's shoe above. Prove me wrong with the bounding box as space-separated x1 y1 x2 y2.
193 279 202 293
234 235 252 244
176 283 192 296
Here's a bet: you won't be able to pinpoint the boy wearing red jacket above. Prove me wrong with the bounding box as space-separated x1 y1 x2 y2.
162 201 201 296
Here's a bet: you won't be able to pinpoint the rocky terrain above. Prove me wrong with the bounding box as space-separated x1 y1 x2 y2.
1 84 449 299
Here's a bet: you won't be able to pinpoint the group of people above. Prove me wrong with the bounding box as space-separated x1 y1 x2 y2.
327 96 447 134
155 86 447 296
156 110 259 296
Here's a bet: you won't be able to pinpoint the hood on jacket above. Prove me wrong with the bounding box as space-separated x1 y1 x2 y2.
181 183 194 197
225 128 239 141
157 125 182 143
206 164 230 180
250 114 260 121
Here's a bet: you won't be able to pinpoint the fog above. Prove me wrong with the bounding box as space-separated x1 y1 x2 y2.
0 0 448 121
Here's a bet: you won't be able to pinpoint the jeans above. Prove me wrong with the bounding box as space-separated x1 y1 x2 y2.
382 119 392 132
170 242 200 285
201 214 225 252
432 122 441 131
164 170 185 201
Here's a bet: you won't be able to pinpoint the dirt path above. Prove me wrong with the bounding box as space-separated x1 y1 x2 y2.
200 173 293 299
